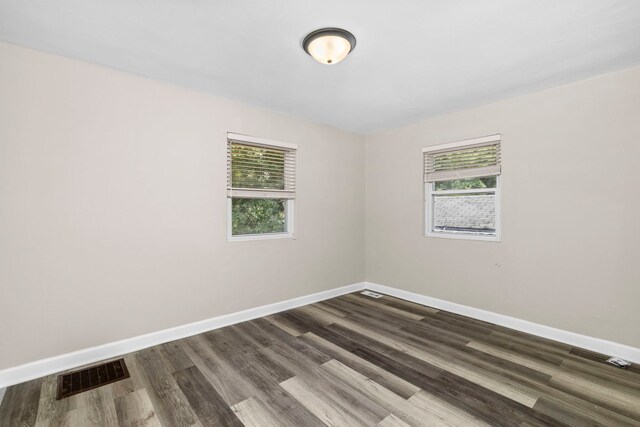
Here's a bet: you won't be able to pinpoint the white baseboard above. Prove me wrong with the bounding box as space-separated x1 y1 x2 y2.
0 282 365 388
364 281 640 364
3 280 639 388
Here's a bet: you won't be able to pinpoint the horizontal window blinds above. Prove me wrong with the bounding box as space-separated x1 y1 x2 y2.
424 136 501 182
227 138 296 199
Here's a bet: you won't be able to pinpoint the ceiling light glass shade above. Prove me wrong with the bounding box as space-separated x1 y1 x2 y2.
303 28 356 65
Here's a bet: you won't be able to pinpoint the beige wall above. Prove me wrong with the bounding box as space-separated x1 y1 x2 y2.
2 40 640 371
365 66 640 348
0 42 365 370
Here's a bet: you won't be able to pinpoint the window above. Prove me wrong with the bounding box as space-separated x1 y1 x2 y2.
424 134 501 241
227 133 297 241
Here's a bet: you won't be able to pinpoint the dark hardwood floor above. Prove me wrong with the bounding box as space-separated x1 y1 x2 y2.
1 291 640 426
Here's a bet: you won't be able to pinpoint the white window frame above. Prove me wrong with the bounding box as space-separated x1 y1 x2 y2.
423 135 502 242
226 133 297 242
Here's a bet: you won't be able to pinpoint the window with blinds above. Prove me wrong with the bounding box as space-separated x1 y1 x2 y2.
424 139 501 182
423 134 502 241
226 133 297 240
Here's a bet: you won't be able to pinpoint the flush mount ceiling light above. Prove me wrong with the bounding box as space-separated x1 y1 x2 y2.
303 28 356 65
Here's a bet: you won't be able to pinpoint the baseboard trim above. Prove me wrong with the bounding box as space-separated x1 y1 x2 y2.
364 281 640 364
0 282 365 388
3 280 639 388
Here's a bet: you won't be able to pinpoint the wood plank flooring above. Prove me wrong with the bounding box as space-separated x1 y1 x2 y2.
1 291 640 426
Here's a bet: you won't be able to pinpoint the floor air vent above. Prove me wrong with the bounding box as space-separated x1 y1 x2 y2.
606 357 632 369
361 290 384 298
57 358 130 400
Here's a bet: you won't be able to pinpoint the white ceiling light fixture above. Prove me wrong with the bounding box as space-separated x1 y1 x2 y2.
303 28 356 65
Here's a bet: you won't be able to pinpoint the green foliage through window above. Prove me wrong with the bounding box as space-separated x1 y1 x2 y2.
434 176 496 191
232 198 286 235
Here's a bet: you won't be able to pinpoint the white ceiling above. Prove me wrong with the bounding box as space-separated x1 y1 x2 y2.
1 1 640 134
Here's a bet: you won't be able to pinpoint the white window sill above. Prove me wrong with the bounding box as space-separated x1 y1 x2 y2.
425 232 501 242
227 232 295 242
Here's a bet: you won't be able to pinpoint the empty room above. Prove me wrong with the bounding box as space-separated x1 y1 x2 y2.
1 1 640 426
